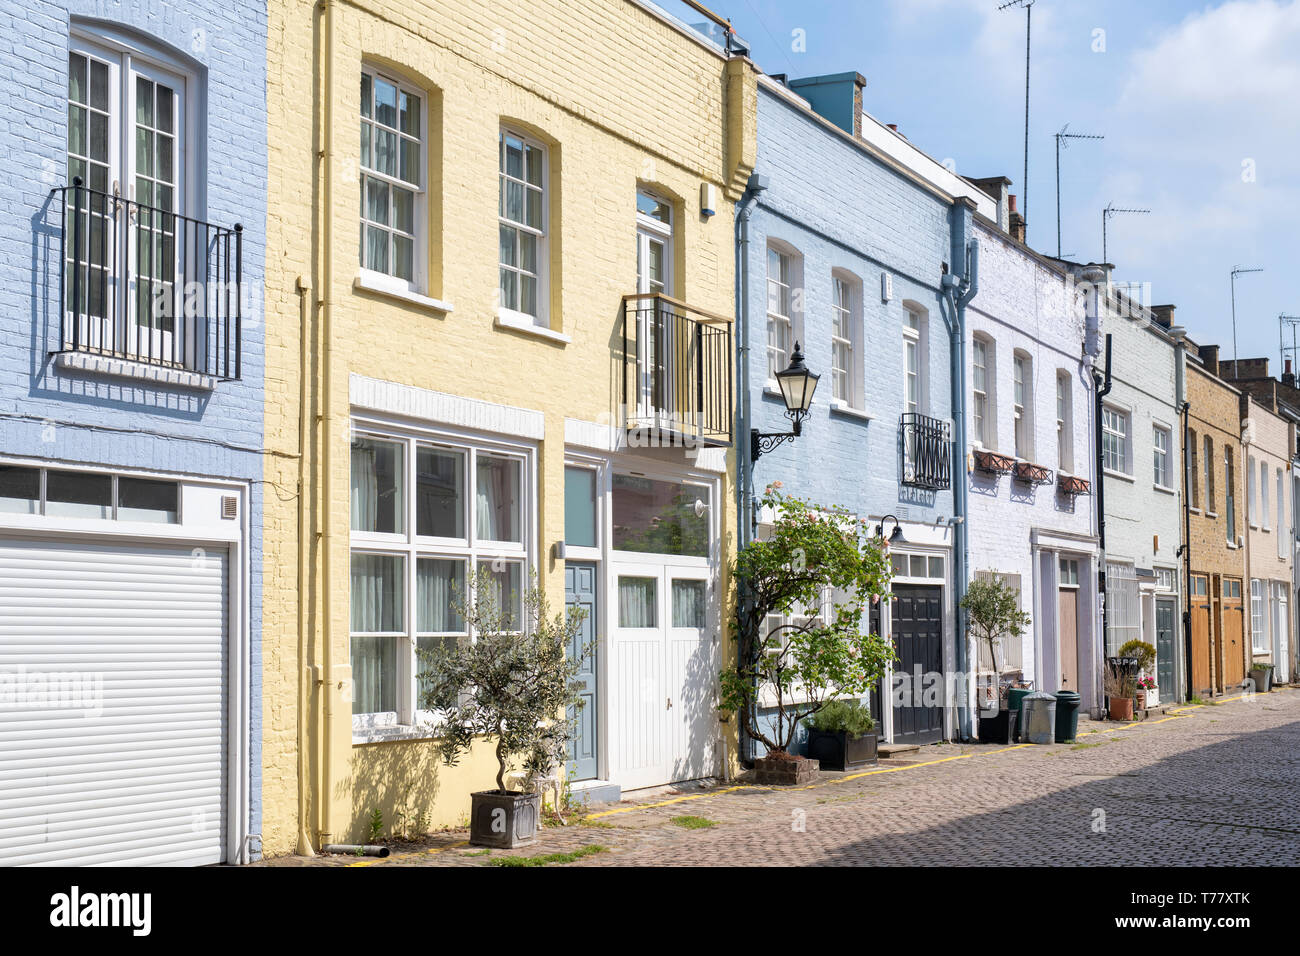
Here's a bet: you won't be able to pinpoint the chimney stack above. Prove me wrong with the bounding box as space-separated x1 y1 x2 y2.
1285 358 1295 389
1150 304 1175 329
1008 194 1026 243
1199 344 1220 377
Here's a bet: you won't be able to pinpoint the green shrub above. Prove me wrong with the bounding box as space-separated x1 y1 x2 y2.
1117 639 1156 674
805 698 875 738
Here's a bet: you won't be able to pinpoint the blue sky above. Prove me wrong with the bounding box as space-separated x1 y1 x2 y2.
669 0 1298 371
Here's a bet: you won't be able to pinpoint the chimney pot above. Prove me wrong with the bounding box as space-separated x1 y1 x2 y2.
1008 194 1018 213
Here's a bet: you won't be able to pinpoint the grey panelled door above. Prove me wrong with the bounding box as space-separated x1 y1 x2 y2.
565 562 599 781
891 584 945 745
1156 599 1176 700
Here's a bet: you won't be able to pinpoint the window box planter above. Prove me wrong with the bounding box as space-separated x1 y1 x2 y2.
1058 474 1091 497
753 752 820 786
977 707 1018 745
469 790 541 849
805 729 879 771
973 449 1016 476
1013 461 1054 486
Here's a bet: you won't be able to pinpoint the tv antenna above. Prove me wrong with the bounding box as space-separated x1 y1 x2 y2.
1054 124 1103 258
1278 314 1300 378
1102 203 1149 265
999 0 1035 242
1230 266 1263 365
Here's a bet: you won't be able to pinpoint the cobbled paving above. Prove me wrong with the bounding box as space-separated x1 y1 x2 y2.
263 688 1300 867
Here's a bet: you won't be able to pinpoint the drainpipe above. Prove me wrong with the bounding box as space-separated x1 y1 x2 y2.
941 198 978 741
1171 327 1192 700
734 173 767 766
1094 332 1113 666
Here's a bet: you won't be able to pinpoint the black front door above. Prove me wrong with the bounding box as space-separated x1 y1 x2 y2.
891 584 945 745
1156 598 1176 702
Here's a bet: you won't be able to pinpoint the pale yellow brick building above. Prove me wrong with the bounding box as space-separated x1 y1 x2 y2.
262 0 757 854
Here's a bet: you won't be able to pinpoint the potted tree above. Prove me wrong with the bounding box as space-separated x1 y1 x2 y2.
803 699 878 770
1118 639 1157 709
419 568 587 849
720 488 894 786
961 574 1031 743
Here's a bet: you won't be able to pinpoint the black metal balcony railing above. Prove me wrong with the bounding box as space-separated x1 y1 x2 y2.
54 178 243 380
622 293 733 447
900 412 952 490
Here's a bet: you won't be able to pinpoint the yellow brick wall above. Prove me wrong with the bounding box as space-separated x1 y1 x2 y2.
263 0 756 855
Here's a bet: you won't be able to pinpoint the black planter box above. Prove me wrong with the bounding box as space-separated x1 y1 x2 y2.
978 708 1018 745
805 729 879 771
469 790 541 849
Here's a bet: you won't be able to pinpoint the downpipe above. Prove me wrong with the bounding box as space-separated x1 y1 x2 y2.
734 174 767 768
1093 333 1113 673
321 844 390 858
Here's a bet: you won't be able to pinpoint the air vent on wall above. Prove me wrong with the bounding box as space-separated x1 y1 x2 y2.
221 496 238 520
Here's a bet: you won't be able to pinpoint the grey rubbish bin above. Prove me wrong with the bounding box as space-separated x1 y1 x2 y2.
1021 691 1058 745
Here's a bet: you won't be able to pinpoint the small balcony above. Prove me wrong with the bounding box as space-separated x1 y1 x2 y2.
621 293 733 447
52 179 244 381
900 412 952 490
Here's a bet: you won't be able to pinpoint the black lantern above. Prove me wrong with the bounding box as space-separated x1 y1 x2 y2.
875 514 904 545
751 342 820 461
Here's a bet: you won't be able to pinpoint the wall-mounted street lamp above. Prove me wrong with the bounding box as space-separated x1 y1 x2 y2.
750 342 820 461
876 514 905 545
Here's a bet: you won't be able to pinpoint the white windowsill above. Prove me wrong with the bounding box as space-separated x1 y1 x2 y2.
495 308 570 344
1153 484 1177 496
353 721 443 744
829 401 873 421
1103 468 1135 483
354 272 454 314
55 351 217 390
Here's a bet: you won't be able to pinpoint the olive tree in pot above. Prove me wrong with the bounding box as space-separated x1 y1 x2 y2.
719 487 894 786
961 574 1031 744
419 568 587 849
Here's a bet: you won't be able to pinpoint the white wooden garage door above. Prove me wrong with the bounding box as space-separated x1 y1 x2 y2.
0 536 228 866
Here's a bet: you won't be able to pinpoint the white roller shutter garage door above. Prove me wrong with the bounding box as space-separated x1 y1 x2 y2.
0 536 229 866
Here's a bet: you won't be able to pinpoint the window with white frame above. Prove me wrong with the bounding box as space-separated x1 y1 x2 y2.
349 428 531 727
1204 435 1215 513
971 335 993 448
1225 446 1236 541
1105 561 1141 655
1102 406 1130 475
360 69 423 287
1153 425 1171 489
1278 467 1287 560
975 570 1023 670
1251 579 1267 652
903 306 927 416
830 273 859 407
1248 453 1257 524
1153 567 1175 592
766 246 796 380
498 129 546 324
1057 371 1073 472
1013 352 1031 459
1188 430 1199 507
1260 459 1270 529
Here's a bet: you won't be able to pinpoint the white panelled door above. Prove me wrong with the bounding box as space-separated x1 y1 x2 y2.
609 563 718 791
0 536 229 866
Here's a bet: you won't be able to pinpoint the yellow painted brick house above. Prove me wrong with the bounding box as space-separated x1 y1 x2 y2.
262 0 757 855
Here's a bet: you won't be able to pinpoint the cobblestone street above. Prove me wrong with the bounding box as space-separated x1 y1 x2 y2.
264 689 1300 868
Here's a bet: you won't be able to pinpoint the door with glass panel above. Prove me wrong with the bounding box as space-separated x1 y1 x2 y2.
635 191 673 423
610 564 669 790
66 37 186 364
666 570 715 783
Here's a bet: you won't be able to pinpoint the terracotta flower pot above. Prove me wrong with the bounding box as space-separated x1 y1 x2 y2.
1108 696 1134 721
1135 690 1147 712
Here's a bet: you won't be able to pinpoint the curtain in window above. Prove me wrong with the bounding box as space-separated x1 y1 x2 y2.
351 636 396 715
476 456 519 542
619 577 657 628
671 580 705 628
477 560 522 630
352 438 403 534
351 552 403 633
417 557 465 633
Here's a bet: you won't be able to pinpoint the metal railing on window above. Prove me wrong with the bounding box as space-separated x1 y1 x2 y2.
53 178 243 380
900 412 951 490
621 293 732 447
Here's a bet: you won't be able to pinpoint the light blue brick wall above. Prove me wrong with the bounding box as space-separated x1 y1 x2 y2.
749 86 955 530
748 86 960 752
0 2 267 854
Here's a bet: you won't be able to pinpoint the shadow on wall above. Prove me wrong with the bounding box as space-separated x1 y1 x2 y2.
815 717 1300 866
28 190 211 418
347 740 447 843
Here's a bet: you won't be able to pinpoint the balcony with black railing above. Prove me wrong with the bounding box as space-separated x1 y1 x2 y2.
52 178 243 382
900 412 952 490
621 293 732 447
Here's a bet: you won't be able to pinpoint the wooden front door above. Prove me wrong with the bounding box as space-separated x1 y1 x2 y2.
891 584 945 746
1222 579 1245 690
1058 588 1079 691
1190 574 1212 697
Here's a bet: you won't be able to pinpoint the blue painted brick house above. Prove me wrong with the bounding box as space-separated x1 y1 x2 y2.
0 2 266 864
740 72 991 753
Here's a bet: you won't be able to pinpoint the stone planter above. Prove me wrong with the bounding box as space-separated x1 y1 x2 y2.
805 729 878 771
753 753 820 786
1108 696 1134 721
469 790 541 849
1248 667 1273 693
